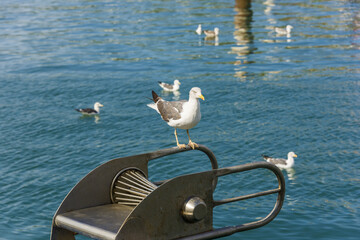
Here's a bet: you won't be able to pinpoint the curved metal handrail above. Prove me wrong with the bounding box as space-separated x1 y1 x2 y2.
178 162 285 240
147 144 219 189
147 144 218 171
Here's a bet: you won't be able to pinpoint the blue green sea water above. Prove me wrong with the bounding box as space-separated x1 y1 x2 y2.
0 0 359 239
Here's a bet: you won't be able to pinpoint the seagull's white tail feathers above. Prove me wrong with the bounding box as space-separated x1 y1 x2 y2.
147 103 156 109
147 103 160 113
148 91 161 114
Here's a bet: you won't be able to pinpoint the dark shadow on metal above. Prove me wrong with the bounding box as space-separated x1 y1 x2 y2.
51 145 285 240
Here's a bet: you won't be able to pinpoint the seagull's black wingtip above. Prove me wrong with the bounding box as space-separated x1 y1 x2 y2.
151 90 161 103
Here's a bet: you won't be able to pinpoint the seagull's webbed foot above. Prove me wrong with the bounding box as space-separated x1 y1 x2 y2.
188 140 198 150
177 143 187 149
186 129 198 149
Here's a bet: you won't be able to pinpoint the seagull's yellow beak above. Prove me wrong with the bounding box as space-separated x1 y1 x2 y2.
199 94 205 101
100 104 104 107
293 154 298 158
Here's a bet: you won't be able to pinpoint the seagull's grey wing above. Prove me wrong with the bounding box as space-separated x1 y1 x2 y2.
268 158 287 165
168 100 186 113
157 100 183 122
77 108 97 114
159 82 173 90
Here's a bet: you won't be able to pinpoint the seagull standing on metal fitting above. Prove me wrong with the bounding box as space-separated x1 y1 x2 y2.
262 152 298 169
147 87 205 149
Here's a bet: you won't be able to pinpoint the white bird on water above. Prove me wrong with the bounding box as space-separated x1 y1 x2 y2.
75 102 104 115
158 79 181 92
147 87 205 149
204 27 220 38
262 152 298 169
275 25 293 35
196 24 202 35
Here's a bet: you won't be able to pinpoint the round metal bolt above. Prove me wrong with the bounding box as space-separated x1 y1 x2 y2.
182 197 207 222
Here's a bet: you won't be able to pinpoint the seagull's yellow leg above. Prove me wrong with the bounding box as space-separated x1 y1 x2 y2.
174 129 186 149
187 129 198 149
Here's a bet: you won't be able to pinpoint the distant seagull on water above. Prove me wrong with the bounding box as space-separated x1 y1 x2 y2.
75 102 103 115
275 25 293 35
262 152 298 169
204 27 220 38
158 79 181 92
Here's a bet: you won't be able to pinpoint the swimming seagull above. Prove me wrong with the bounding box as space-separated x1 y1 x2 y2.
275 25 293 35
196 24 202 35
158 79 181 92
75 102 104 115
147 87 205 149
262 152 298 169
204 27 219 38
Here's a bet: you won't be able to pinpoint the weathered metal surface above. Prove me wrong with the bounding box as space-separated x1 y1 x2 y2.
51 145 218 239
117 171 215 240
55 204 133 240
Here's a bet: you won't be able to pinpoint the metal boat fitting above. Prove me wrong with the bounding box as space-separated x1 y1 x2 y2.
51 144 285 240
182 197 207 222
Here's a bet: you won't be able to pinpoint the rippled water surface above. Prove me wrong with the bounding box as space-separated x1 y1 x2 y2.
1 0 359 239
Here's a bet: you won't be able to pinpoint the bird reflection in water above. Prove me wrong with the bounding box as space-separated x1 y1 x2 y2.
79 114 101 124
161 90 181 101
285 168 296 181
204 36 219 46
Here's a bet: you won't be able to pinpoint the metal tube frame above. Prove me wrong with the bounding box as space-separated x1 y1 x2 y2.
147 144 218 170
178 161 286 240
51 145 285 240
147 144 219 189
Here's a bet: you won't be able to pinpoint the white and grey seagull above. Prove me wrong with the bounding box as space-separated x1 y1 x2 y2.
262 152 298 169
158 79 181 92
204 27 220 38
75 102 103 115
147 87 204 149
275 25 293 35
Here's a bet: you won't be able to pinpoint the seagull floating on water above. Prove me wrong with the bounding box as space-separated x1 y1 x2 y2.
204 27 220 38
75 102 103 115
262 152 298 169
275 25 293 35
158 79 181 92
147 87 204 149
196 24 202 35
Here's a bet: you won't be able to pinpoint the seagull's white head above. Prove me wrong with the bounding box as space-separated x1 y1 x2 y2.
94 102 104 108
286 25 293 32
214 27 220 35
190 87 205 101
174 79 181 85
288 152 297 159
